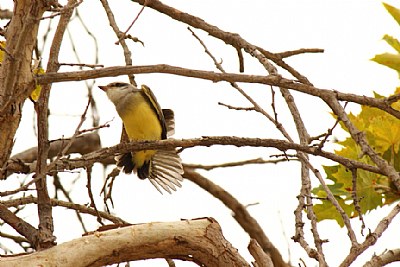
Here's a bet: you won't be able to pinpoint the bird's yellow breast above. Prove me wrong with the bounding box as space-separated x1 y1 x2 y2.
118 93 162 167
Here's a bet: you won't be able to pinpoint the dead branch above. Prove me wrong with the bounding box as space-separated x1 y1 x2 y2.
363 249 400 267
248 239 274 267
35 65 400 120
0 218 250 267
183 167 290 267
1 195 127 224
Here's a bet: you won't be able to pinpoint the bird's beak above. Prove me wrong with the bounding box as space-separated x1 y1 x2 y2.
98 85 108 91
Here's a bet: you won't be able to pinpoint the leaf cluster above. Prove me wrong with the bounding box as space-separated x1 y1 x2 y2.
314 3 400 226
313 91 400 226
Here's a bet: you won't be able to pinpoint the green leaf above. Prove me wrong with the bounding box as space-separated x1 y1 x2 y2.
383 3 400 26
383 34 400 53
313 199 354 227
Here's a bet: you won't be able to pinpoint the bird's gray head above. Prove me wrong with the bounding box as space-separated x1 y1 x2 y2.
98 82 139 105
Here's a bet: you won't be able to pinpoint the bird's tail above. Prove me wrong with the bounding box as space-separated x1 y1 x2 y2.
147 149 184 194
115 149 184 194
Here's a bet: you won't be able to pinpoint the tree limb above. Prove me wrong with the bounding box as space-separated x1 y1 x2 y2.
363 249 400 267
0 218 250 267
35 65 400 120
184 167 290 267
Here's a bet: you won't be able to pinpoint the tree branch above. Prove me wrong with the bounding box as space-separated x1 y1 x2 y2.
52 137 383 176
0 0 47 176
363 249 400 267
0 203 38 247
1 196 127 225
340 202 400 267
0 218 250 267
184 167 290 267
34 0 79 250
5 133 101 177
35 65 400 120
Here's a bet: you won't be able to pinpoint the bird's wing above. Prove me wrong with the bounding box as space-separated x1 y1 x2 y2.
141 84 168 139
162 109 175 137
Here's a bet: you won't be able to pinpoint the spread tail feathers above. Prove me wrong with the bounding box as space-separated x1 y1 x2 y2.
115 150 183 194
148 150 183 194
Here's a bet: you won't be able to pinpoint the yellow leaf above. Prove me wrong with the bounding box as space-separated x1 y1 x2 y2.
383 35 400 53
369 115 400 153
31 67 45 102
383 3 400 26
371 53 400 76
0 41 5 62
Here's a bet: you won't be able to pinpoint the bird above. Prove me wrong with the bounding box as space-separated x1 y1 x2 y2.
98 82 183 193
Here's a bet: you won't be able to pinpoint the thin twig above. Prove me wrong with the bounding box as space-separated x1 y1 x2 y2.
1 196 127 224
58 62 104 68
350 168 366 236
86 165 104 225
99 0 136 86
52 173 88 232
183 157 290 171
115 4 146 45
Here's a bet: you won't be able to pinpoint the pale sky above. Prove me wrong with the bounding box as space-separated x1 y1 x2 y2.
1 0 400 266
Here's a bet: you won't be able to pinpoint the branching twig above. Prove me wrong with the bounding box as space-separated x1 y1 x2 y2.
1 196 127 224
58 62 104 68
52 174 88 232
183 157 290 171
350 168 366 236
86 165 103 225
340 203 400 267
99 0 136 86
115 4 146 45
0 204 38 247
101 167 120 212
188 27 293 143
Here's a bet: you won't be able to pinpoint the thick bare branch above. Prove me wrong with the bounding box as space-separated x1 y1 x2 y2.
0 204 38 247
0 0 47 174
34 0 79 250
248 239 274 267
363 249 400 267
0 218 250 267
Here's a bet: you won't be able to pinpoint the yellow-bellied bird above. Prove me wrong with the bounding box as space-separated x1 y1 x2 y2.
98 82 183 193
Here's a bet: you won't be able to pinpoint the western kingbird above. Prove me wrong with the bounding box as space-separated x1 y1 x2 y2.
99 82 183 193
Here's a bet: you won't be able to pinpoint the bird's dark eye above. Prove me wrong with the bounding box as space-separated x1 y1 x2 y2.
111 82 128 87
